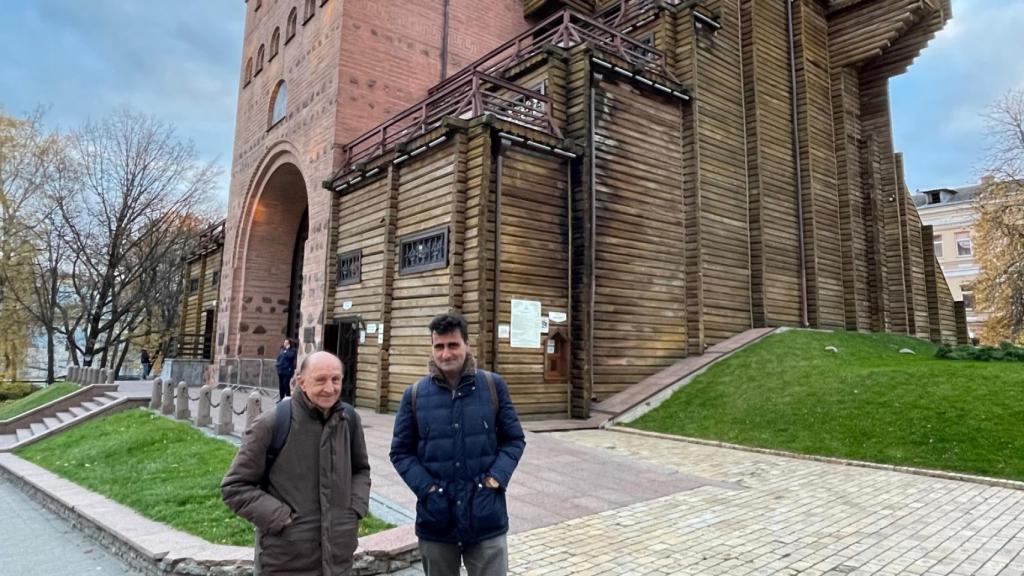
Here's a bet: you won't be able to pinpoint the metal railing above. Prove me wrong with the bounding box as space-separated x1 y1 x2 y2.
337 8 674 170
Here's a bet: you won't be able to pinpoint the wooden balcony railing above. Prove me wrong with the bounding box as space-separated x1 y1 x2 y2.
340 72 557 168
337 8 674 170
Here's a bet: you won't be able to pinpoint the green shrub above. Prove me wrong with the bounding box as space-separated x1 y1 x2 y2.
0 382 35 401
935 342 1024 362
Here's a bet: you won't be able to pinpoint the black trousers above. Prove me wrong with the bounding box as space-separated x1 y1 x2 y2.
277 372 293 400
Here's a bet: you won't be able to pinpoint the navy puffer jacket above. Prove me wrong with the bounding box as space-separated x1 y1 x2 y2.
390 357 526 546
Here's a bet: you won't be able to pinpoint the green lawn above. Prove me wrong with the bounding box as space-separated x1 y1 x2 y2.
16 409 392 545
629 330 1024 481
0 383 79 421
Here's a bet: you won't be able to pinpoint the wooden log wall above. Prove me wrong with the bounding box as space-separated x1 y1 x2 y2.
462 127 494 367
831 66 873 331
386 143 462 410
896 155 931 339
922 225 957 345
676 1 752 352
566 45 593 417
953 301 969 345
591 77 686 399
334 177 389 408
859 134 890 332
495 146 571 417
859 73 908 333
793 0 845 329
181 249 222 341
741 0 803 329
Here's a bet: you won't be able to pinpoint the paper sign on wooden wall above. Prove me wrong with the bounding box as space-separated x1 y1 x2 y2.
510 299 541 348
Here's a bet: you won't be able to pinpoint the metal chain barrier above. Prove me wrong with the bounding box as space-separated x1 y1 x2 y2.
187 389 201 402
232 404 248 416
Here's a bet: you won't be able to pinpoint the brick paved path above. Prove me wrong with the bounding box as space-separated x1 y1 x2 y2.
0 479 132 575
499 430 1024 576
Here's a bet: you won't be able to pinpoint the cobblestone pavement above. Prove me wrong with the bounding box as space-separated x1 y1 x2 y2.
0 479 133 575
496 430 1024 576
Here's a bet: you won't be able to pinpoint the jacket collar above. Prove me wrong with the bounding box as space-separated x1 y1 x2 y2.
428 353 478 390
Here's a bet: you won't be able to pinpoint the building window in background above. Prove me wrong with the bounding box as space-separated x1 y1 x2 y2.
955 231 972 257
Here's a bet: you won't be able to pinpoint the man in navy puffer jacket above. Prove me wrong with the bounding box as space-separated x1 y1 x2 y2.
390 312 526 576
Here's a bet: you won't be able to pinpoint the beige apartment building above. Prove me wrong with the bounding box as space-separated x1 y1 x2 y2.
913 181 986 339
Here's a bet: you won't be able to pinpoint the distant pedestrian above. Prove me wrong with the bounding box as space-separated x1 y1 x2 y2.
140 348 151 379
391 312 526 576
276 337 298 400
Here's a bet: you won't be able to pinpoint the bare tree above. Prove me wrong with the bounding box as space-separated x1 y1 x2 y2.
975 89 1024 345
56 109 219 375
0 110 72 383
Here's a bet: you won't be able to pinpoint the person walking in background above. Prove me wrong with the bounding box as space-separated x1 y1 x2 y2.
276 337 297 401
390 312 526 576
140 348 151 379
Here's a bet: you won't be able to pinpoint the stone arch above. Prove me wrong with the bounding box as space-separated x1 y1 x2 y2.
227 145 311 359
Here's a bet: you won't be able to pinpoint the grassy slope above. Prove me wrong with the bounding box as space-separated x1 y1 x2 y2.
0 383 79 421
629 330 1024 481
17 409 391 545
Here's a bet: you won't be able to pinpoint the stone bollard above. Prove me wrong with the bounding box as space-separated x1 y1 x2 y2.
149 377 163 409
216 389 234 436
175 382 190 420
161 379 174 415
195 386 212 427
105 369 115 384
245 391 262 431
69 366 76 383
89 368 99 385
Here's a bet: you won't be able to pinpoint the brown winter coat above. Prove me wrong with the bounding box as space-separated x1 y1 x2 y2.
221 390 371 575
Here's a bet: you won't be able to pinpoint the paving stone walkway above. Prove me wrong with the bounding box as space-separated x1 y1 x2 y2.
497 430 1024 576
0 478 132 575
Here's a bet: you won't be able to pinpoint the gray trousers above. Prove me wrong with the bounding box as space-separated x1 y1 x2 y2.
419 535 507 576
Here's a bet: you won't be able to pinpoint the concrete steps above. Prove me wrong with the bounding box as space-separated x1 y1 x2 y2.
1 390 133 452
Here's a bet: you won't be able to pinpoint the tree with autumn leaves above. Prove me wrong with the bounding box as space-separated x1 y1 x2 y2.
974 89 1024 345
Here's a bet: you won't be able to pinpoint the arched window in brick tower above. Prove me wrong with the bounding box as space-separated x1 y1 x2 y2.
303 0 315 23
270 81 288 127
286 8 297 42
270 27 280 60
255 44 265 75
244 57 253 86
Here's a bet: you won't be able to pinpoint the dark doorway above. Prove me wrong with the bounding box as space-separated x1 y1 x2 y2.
202 310 215 360
323 319 359 405
286 209 309 341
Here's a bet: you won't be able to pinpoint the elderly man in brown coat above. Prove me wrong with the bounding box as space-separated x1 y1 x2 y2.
222 351 371 575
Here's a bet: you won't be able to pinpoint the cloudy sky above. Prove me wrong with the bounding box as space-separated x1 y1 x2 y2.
1 0 1021 201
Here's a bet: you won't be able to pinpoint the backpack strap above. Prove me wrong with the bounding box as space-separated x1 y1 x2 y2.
410 380 419 415
263 397 292 487
481 370 499 414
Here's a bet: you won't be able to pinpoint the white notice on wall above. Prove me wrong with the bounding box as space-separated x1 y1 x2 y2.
549 311 567 323
510 299 542 348
546 338 556 354
367 323 378 334
377 331 384 344
540 316 550 334
498 324 511 339
359 330 366 344
342 301 353 310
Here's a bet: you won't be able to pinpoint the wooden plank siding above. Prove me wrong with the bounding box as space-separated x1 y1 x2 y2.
921 225 957 345
794 0 845 329
386 143 461 410
680 1 753 348
333 176 389 408
741 0 803 328
566 45 593 417
591 77 686 400
897 155 932 340
859 134 890 332
495 147 571 417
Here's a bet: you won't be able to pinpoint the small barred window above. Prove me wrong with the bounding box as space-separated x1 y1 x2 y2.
399 227 448 275
337 250 362 286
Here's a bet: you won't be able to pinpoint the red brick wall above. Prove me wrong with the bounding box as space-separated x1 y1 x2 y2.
221 0 529 366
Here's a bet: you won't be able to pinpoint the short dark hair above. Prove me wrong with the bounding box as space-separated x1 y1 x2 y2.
429 312 468 342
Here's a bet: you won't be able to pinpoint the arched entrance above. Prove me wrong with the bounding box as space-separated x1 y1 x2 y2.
234 161 309 358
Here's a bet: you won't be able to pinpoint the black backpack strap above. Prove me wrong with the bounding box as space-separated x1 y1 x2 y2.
263 397 292 487
410 379 419 414
481 370 499 414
